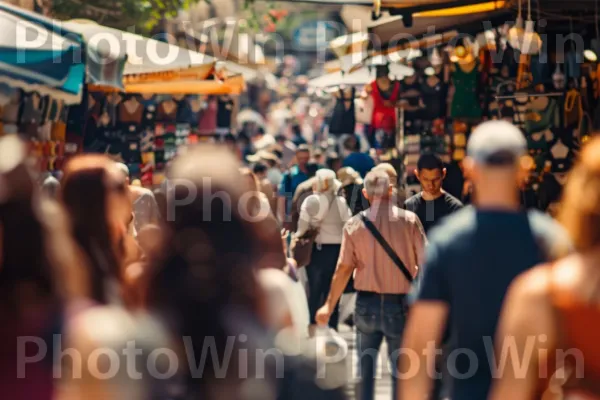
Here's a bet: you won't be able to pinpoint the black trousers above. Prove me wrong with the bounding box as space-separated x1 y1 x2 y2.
305 243 341 330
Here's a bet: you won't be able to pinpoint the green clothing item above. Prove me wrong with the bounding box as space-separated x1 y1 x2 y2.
451 62 482 119
525 98 559 135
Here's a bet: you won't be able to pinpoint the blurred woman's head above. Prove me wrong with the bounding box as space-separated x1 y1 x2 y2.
148 145 275 392
559 137 600 252
0 136 82 315
60 155 130 304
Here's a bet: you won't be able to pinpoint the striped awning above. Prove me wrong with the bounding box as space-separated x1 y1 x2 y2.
0 7 85 104
0 2 126 90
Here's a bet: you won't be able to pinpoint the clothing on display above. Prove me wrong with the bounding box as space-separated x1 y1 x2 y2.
400 75 424 121
20 93 44 138
421 74 447 120
156 99 178 123
564 89 582 128
450 62 482 119
329 87 356 136
119 97 144 125
217 95 234 130
198 96 217 135
370 80 400 133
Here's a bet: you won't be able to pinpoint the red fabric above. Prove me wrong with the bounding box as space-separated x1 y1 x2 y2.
370 80 400 132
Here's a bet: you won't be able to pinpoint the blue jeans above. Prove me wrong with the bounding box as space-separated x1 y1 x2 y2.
354 292 407 400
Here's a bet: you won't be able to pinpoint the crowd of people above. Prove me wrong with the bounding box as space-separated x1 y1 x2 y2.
2 117 600 400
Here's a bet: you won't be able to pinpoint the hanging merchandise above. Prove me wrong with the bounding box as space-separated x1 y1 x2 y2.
198 96 218 137
369 65 401 149
371 80 400 133
508 0 542 56
217 94 235 135
451 120 469 161
489 66 517 121
421 71 448 121
530 51 550 87
140 94 158 128
2 90 21 134
564 89 582 129
329 87 356 137
450 46 482 120
400 74 425 130
156 96 178 123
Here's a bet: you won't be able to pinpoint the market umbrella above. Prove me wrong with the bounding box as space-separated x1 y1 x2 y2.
0 2 126 90
0 9 85 104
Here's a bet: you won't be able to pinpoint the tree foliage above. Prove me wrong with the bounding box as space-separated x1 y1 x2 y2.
50 0 285 35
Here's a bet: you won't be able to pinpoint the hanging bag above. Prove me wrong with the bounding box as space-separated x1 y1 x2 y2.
291 194 337 268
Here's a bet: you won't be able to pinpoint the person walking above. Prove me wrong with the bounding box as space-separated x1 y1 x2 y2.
489 138 600 400
401 121 570 400
404 153 463 234
316 170 427 400
341 134 375 178
296 169 351 331
278 144 318 230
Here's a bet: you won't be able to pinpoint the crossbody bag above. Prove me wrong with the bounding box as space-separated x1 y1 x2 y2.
360 212 414 283
290 195 337 268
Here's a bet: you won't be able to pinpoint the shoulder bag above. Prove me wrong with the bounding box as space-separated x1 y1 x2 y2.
290 195 337 268
360 212 414 283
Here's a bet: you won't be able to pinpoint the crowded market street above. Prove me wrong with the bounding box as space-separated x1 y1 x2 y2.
2 0 600 399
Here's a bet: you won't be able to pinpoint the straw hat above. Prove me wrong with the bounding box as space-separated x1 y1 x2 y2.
451 45 475 66
337 167 363 187
246 150 280 163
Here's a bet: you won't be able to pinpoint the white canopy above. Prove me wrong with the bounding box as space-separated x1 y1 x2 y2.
63 19 216 76
308 63 414 89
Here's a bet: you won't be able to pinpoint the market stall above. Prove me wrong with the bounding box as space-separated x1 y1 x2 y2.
53 20 249 186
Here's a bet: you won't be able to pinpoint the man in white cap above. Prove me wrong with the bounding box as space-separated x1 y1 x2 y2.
401 121 570 400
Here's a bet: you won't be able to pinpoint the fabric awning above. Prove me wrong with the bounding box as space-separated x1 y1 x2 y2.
62 20 216 80
122 75 245 95
309 63 413 88
369 8 510 46
0 8 85 104
0 2 125 90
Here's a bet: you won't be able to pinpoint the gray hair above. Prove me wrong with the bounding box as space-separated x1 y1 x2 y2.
364 170 391 199
115 162 130 179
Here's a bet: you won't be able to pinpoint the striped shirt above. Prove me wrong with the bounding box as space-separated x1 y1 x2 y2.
338 202 427 294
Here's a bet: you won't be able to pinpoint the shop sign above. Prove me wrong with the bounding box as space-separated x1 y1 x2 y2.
292 20 345 52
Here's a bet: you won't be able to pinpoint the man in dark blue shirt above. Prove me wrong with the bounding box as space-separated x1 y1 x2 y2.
341 134 375 178
401 121 570 400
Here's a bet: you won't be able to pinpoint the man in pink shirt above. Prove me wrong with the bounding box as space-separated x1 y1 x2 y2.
316 170 427 400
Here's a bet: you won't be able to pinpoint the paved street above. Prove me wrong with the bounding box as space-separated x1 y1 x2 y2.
338 324 393 400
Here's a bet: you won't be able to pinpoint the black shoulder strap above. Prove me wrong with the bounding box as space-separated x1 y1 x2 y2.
360 212 414 283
